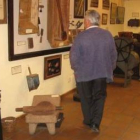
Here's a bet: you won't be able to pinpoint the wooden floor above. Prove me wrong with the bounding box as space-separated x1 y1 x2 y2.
2 77 140 140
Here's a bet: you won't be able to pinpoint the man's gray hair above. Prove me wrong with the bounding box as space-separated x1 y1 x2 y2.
85 10 100 26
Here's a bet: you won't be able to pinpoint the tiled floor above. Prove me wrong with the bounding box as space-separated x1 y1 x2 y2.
2 77 140 140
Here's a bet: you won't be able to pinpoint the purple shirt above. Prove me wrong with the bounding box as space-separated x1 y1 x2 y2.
70 27 117 83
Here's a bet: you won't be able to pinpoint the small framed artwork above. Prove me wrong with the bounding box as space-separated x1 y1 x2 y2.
74 0 87 18
102 0 110 10
90 0 99 8
44 55 62 80
0 0 7 24
116 6 125 24
102 13 108 25
110 3 117 24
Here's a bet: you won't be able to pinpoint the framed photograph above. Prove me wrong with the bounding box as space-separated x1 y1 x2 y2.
102 0 110 10
116 6 125 24
44 55 62 80
110 3 117 24
90 0 99 8
8 0 70 61
0 0 7 24
102 13 108 25
74 0 87 18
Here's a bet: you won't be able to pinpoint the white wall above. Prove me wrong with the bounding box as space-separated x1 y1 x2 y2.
123 0 140 33
0 0 124 118
0 24 75 118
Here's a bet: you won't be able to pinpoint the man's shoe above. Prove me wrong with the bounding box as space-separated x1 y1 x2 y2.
83 122 91 127
90 124 100 133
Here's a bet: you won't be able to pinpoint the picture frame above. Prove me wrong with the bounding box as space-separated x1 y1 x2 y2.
74 0 87 18
0 0 7 24
116 6 125 24
90 0 99 8
102 0 110 10
44 55 62 80
8 0 70 61
110 3 117 24
102 13 108 25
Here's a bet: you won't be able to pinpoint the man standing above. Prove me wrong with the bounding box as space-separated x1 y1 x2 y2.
70 10 117 133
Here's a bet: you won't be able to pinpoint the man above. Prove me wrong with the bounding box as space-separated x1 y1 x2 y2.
70 10 117 133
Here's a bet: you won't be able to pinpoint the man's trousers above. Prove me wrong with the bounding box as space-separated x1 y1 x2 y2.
76 78 107 126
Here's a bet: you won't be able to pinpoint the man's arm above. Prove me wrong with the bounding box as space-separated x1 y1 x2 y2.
69 38 80 71
110 37 117 70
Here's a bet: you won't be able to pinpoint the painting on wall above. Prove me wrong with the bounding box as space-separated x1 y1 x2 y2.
0 0 7 24
44 55 62 80
102 13 108 25
74 0 88 18
102 0 110 10
116 6 125 24
110 3 117 24
90 0 99 8
8 0 71 61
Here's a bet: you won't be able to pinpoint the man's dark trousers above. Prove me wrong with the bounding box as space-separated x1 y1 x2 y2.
76 78 107 126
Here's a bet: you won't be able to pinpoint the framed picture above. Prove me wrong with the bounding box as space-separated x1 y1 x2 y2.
102 13 108 25
116 6 125 24
44 55 62 80
102 0 110 10
74 0 87 18
0 0 7 24
8 0 70 61
90 0 99 8
110 3 117 24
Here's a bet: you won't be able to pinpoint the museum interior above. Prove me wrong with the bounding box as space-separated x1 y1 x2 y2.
1 0 140 139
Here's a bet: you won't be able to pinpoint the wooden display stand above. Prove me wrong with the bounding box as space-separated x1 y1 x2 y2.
25 95 61 135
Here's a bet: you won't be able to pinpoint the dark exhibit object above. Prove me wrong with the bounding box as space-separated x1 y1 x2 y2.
28 38 34 48
40 28 44 43
114 37 140 87
128 19 140 27
26 67 40 91
55 112 64 128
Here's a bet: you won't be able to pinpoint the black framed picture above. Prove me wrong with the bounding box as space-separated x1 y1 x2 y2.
102 0 110 10
90 0 99 8
44 55 62 80
74 0 87 18
8 0 70 61
116 6 125 24
110 3 117 24
102 13 108 25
